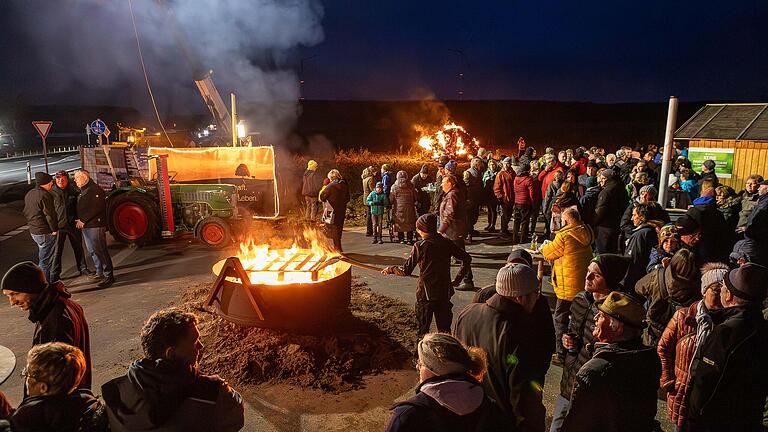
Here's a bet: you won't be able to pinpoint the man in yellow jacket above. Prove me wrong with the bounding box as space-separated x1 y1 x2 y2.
540 206 595 364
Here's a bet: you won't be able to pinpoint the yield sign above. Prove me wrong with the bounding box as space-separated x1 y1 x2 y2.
32 121 53 139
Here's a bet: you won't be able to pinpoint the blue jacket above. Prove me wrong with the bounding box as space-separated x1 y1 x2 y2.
366 191 389 216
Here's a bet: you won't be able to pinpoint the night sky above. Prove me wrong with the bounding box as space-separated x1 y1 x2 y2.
1 0 767 114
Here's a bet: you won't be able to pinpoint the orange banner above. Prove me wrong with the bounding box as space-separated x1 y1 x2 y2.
147 146 276 182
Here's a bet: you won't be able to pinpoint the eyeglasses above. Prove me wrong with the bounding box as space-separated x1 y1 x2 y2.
20 366 36 380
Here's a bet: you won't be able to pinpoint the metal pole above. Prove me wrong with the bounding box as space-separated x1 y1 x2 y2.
230 92 237 147
26 161 31 184
658 96 679 208
42 136 49 172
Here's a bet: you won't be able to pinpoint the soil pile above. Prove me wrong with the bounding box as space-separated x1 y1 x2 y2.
180 278 417 393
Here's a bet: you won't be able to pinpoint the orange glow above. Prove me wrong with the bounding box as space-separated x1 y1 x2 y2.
213 228 344 285
416 122 479 159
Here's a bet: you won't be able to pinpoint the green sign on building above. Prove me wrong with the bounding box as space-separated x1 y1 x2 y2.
687 147 734 178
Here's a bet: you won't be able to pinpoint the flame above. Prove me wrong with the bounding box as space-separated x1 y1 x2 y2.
232 228 344 285
416 122 479 159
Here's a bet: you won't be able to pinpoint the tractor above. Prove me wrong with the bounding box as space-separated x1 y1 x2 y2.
106 154 240 248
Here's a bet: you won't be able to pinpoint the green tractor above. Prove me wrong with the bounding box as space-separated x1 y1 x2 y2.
106 155 240 248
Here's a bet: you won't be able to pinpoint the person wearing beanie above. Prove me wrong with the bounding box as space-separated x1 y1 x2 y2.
1 261 92 390
382 213 471 337
646 223 683 272
411 165 431 218
493 156 516 236
23 172 59 283
471 249 534 304
686 262 768 432
550 253 631 431
302 160 324 224
385 333 510 432
562 291 661 432
656 262 727 430
635 248 699 347
454 264 554 431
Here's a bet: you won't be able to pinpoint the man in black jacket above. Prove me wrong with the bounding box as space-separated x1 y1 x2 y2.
593 169 629 254
453 264 554 431
49 171 91 282
73 170 114 287
685 263 768 432
1 261 92 390
319 169 350 252
22 172 58 282
562 291 661 432
102 308 244 432
382 213 471 336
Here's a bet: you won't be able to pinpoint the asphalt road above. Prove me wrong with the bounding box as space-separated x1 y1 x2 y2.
0 152 81 185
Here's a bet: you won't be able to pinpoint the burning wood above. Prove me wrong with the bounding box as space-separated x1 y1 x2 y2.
416 122 479 159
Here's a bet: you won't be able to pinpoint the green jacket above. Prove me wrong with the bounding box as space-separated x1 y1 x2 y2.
366 191 389 215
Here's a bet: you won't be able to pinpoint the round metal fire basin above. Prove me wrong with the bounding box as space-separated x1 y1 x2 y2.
210 261 352 332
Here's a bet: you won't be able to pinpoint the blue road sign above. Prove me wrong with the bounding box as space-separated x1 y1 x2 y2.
90 119 106 135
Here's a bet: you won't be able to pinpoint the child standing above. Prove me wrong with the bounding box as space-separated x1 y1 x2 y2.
366 182 389 244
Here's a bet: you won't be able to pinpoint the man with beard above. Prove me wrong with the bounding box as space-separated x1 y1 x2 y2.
102 308 244 431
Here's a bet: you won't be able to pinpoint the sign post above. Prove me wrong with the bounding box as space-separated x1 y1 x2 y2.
32 121 53 172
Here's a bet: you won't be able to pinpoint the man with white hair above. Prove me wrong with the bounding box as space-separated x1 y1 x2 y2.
319 169 350 252
74 170 114 287
561 291 661 432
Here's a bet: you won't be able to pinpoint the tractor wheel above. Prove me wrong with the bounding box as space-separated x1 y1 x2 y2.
107 192 160 246
196 216 232 249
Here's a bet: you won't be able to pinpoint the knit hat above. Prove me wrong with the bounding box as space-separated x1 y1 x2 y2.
1 261 47 294
382 163 392 172
639 184 658 198
34 172 53 186
417 335 467 376
585 176 597 189
420 164 429 174
416 213 438 234
495 264 538 297
724 263 768 302
445 160 457 173
596 291 646 328
307 160 318 170
396 170 407 180
700 263 729 296
506 249 533 267
600 169 615 180
591 254 631 291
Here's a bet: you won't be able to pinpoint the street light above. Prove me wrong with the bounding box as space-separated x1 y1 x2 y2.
237 121 246 140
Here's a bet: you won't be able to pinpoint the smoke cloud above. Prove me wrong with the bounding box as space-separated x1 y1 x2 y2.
10 0 324 141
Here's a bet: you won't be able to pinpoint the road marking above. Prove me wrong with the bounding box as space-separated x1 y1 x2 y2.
0 225 29 242
0 155 80 174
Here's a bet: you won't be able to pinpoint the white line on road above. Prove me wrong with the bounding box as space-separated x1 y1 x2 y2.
0 155 80 174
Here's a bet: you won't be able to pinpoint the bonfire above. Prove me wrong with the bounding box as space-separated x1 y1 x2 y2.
416 122 479 159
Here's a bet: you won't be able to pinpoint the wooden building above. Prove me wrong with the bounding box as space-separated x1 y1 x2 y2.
675 103 768 189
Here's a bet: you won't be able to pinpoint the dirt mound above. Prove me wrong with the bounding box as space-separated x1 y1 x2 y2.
180 278 417 393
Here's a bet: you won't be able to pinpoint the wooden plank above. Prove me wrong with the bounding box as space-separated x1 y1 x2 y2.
278 252 302 272
295 253 316 271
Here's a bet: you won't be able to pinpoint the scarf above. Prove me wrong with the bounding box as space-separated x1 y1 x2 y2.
690 301 714 371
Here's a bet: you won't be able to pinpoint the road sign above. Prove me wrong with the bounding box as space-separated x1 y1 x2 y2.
104 126 111 138
32 121 52 139
90 119 107 135
32 121 53 172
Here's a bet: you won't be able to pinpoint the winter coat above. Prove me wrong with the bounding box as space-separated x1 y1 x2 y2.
570 158 588 176
438 188 467 241
561 339 662 432
76 179 107 229
319 179 350 227
366 191 389 216
385 374 511 432
301 169 324 198
686 305 768 432
553 187 579 209
453 295 555 431
390 181 417 232
10 389 104 432
395 232 471 302
538 162 564 200
102 359 244 432
29 281 91 390
594 178 629 230
737 190 761 228
559 291 598 399
482 168 499 203
686 200 730 265
464 167 484 206
680 179 700 200
744 193 768 242
578 186 600 227
513 174 534 205
382 170 394 195
657 300 700 428
493 169 515 205
540 221 595 301
646 247 674 273
50 182 80 228
621 220 662 292
411 173 431 213
543 180 563 216
620 199 670 239
635 267 697 348
23 186 58 235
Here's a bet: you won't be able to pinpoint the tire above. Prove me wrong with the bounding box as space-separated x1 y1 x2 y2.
107 192 160 246
196 216 232 249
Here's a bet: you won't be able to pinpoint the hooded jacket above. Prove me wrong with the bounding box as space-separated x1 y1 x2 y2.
102 359 244 432
453 295 554 431
561 339 662 432
11 389 103 432
30 281 91 390
390 175 417 232
540 221 595 300
395 232 471 302
621 219 663 292
385 374 511 432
